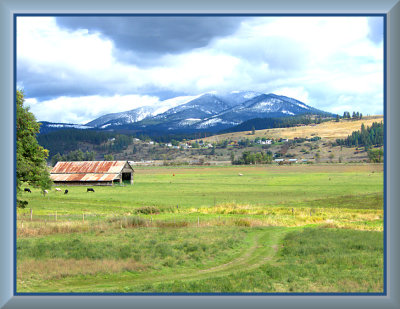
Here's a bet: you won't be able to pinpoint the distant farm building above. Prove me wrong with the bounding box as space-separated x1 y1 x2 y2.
50 161 134 186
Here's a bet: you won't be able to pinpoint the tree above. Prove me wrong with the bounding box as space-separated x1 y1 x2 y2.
51 153 63 166
104 154 114 161
16 90 52 206
368 148 384 163
230 152 235 164
335 114 340 122
251 126 255 135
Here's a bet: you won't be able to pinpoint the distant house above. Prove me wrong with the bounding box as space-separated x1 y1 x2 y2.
50 161 134 186
274 159 284 162
288 159 298 163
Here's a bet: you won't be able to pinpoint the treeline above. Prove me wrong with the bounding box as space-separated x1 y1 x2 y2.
334 122 384 150
341 111 363 120
148 132 214 143
51 150 96 166
38 129 133 161
37 129 116 156
98 134 133 153
222 114 333 134
232 151 273 165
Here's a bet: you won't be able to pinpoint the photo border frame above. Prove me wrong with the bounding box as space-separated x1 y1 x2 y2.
1 0 399 308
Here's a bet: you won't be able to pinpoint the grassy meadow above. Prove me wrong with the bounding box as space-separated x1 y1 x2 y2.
16 163 384 293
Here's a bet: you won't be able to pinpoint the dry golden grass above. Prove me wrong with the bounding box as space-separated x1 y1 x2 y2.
17 258 146 282
17 220 95 237
200 116 383 143
190 204 383 231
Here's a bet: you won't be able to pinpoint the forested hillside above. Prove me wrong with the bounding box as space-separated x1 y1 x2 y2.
221 114 332 133
37 129 132 161
334 122 384 150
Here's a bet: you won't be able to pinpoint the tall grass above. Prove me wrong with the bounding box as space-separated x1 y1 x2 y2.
126 228 383 293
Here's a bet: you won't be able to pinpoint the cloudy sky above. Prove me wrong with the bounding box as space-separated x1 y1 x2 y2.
17 15 384 124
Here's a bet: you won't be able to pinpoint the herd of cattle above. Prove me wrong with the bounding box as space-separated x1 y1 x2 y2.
24 187 95 195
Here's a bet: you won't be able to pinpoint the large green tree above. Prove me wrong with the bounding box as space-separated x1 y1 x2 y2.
16 90 52 203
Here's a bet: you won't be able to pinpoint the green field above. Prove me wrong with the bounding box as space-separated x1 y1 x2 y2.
16 163 384 293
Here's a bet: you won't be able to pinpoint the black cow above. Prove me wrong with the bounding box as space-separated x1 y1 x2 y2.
24 188 31 193
64 189 69 194
87 188 95 192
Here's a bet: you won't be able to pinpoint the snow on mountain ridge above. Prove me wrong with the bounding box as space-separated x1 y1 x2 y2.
83 91 330 133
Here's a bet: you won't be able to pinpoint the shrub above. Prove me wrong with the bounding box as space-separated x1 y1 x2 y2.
233 218 251 227
135 206 160 215
155 221 189 228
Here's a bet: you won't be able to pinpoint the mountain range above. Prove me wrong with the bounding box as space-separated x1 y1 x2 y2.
39 91 333 135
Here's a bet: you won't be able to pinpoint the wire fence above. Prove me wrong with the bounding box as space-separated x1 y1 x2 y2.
16 209 257 229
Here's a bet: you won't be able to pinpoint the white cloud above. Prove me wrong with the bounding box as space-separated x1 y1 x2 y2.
27 94 160 124
273 87 310 104
17 16 384 123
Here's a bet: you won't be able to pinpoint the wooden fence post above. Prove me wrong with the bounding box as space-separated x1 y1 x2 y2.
30 208 33 221
55 211 57 221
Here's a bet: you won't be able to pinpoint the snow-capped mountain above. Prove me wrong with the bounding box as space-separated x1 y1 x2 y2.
40 91 332 135
124 92 330 132
85 94 203 128
204 93 323 126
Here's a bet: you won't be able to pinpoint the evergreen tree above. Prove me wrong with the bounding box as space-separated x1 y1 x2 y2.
51 153 63 166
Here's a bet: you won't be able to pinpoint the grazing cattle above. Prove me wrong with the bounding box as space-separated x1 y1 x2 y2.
238 173 243 176
64 189 69 194
87 188 95 192
24 188 31 193
55 188 62 192
43 189 49 196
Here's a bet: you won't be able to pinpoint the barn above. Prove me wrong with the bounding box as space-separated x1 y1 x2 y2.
50 161 134 186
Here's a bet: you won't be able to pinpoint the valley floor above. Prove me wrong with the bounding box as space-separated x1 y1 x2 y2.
16 163 384 293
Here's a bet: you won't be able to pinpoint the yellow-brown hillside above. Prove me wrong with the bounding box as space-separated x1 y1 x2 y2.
197 116 383 143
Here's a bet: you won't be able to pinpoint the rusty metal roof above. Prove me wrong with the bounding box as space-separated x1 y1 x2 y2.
50 173 119 182
51 161 132 174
